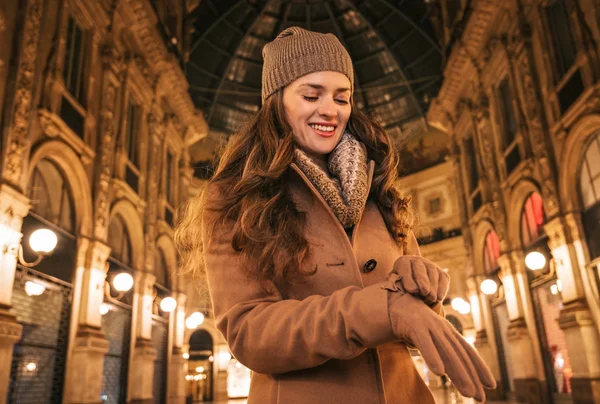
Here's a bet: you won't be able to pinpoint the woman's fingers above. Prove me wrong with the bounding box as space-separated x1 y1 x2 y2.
430 328 477 399
444 328 486 402
412 329 446 375
425 263 439 303
411 259 431 296
438 270 450 301
458 332 497 389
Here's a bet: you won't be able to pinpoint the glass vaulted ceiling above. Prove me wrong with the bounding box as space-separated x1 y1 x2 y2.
186 0 442 144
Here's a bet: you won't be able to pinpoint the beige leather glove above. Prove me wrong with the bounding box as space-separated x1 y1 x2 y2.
393 255 450 305
384 277 496 402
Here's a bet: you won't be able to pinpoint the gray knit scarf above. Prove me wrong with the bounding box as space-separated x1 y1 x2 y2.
294 132 369 228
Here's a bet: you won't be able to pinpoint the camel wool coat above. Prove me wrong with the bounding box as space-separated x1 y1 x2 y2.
202 160 441 404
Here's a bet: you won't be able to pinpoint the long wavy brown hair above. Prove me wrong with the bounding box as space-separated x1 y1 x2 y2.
174 90 414 289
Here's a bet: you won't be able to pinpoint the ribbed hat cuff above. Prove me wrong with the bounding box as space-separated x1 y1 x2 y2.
262 52 354 103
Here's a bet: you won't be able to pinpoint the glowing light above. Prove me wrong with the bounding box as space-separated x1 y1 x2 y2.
451 297 471 314
185 312 205 329
25 281 45 296
550 284 559 295
99 303 111 315
196 366 204 373
480 279 498 295
112 273 134 292
29 229 57 254
183 353 189 359
25 362 37 372
464 336 476 346
209 355 214 362
525 251 546 271
160 297 177 312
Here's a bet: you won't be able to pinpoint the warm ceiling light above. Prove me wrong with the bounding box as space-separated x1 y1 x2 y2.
29 229 57 254
25 362 37 372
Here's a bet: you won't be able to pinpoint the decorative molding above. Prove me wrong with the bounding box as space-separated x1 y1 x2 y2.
93 78 118 240
120 0 208 145
3 0 43 188
428 1 501 130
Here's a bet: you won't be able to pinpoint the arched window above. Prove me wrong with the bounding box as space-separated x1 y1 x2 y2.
108 216 132 267
484 230 500 273
521 192 545 246
580 133 600 259
154 248 170 289
27 159 74 233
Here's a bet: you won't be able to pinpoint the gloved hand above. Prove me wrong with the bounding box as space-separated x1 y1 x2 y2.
384 281 496 402
393 255 450 305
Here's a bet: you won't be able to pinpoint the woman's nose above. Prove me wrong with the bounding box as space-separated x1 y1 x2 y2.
317 98 337 117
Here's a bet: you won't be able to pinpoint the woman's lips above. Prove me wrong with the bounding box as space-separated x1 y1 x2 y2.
309 124 337 138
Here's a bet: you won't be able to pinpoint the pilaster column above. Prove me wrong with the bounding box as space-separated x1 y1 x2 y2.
168 293 187 404
64 239 110 404
546 216 600 404
467 275 503 399
498 252 546 402
0 184 28 404
129 271 157 404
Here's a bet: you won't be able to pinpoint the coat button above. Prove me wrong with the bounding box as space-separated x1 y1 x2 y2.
363 259 377 273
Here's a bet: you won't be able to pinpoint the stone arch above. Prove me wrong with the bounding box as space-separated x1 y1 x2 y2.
109 199 145 270
26 140 93 237
507 179 543 249
472 219 497 276
156 234 178 291
559 114 600 212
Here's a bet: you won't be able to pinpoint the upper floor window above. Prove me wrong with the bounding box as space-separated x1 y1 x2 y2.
521 192 545 246
63 15 86 105
580 132 600 259
484 230 501 273
463 135 483 213
497 78 522 176
27 160 74 234
546 0 577 79
125 101 141 168
124 98 142 193
165 150 175 205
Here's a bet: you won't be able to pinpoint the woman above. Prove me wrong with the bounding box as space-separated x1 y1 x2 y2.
176 27 495 403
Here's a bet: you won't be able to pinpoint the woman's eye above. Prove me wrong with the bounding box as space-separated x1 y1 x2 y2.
303 96 318 101
335 99 349 105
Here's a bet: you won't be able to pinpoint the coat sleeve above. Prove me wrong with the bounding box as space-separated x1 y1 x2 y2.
405 230 446 317
202 208 397 375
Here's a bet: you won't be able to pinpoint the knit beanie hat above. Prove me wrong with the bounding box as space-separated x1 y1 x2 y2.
261 26 354 103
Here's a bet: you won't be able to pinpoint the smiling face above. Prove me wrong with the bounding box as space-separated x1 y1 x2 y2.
282 71 352 164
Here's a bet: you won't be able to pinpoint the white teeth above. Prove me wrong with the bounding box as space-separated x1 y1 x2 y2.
309 124 335 132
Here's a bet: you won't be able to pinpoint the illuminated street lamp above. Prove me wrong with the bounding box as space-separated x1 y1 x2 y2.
112 272 134 292
525 251 546 271
451 297 471 315
480 279 498 295
160 296 177 313
29 229 58 254
185 312 205 329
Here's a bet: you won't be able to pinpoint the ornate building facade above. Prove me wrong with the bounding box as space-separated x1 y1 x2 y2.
0 0 213 403
428 0 600 403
